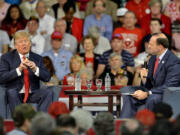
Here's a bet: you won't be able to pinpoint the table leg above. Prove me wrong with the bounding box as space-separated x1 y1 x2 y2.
108 95 113 114
78 95 82 108
116 95 121 117
69 95 74 111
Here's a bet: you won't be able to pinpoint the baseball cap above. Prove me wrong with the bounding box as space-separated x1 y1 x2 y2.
51 31 63 40
117 8 128 17
112 33 123 40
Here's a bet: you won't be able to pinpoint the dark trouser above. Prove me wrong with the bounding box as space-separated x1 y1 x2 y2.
7 88 53 114
120 94 162 118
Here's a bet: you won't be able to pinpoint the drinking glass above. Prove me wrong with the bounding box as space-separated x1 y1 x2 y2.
96 79 102 91
86 79 92 91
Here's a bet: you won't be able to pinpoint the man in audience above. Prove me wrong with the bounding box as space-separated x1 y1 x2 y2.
120 33 180 118
96 33 134 79
7 104 36 135
113 11 144 57
0 31 52 114
0 29 10 56
36 0 55 38
31 112 56 135
94 112 115 135
56 114 78 135
44 19 78 55
85 0 117 22
83 0 113 41
120 119 144 135
42 31 72 81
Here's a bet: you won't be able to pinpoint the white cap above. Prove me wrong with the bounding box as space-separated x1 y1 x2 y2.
117 8 128 16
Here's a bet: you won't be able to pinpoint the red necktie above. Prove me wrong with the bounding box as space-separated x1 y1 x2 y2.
23 56 30 103
153 57 159 77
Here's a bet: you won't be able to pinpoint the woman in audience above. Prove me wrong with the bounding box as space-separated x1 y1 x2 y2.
79 67 93 87
1 4 27 39
63 55 85 85
80 35 100 76
43 56 60 86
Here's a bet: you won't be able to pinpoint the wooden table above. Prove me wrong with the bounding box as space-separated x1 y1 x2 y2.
64 90 121 117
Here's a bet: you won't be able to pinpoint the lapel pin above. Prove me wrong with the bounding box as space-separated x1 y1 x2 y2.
162 61 165 64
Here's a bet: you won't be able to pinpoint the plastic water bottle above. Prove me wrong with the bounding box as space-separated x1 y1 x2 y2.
75 73 81 91
105 73 111 91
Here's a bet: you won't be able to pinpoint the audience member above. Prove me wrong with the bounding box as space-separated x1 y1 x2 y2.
76 0 91 18
93 112 115 135
0 31 52 114
0 29 10 55
120 119 144 135
56 114 78 135
85 0 117 22
140 0 171 35
48 101 70 119
148 119 173 135
36 0 55 38
80 35 100 75
153 102 173 121
173 114 180 135
19 0 38 19
5 0 21 5
135 109 156 128
96 33 134 79
1 4 27 39
42 31 72 81
83 0 113 41
79 67 93 87
120 33 180 118
164 0 180 23
31 112 56 135
70 109 93 134
99 52 129 86
7 104 36 135
0 116 5 135
63 55 85 85
43 56 60 86
113 7 128 29
63 2 83 43
0 0 10 24
113 11 144 57
50 0 81 19
44 19 78 55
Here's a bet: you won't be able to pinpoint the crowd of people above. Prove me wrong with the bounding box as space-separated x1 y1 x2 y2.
1 0 180 134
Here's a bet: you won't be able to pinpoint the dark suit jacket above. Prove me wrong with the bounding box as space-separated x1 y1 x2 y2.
0 50 51 92
144 50 180 94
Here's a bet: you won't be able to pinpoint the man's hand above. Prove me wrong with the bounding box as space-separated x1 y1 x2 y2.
131 90 148 100
18 61 28 72
140 68 148 84
23 59 37 72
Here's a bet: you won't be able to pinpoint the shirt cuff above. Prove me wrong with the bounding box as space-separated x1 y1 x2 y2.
16 68 22 76
148 91 152 95
34 67 39 76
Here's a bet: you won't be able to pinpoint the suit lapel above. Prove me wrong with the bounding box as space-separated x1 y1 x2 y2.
154 50 170 79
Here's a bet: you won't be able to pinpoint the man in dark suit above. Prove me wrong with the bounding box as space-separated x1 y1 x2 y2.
0 31 52 114
120 33 180 118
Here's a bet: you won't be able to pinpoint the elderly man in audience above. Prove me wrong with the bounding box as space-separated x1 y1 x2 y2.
0 31 52 114
7 104 36 135
0 29 10 56
42 31 72 81
44 19 78 55
99 52 129 86
83 0 113 41
96 33 134 81
31 112 56 135
36 0 55 38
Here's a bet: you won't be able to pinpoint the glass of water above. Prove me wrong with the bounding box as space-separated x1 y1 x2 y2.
86 79 92 91
96 79 102 91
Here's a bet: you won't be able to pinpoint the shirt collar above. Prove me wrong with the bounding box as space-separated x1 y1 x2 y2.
19 53 29 60
159 49 168 62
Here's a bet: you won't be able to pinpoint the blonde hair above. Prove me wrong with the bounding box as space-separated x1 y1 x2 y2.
14 30 31 43
70 55 85 73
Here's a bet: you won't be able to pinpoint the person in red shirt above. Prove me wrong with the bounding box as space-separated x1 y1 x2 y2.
126 0 150 25
63 2 83 43
140 0 171 35
113 11 144 57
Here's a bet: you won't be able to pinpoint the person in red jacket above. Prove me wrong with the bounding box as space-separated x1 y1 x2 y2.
140 0 171 35
63 2 83 44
